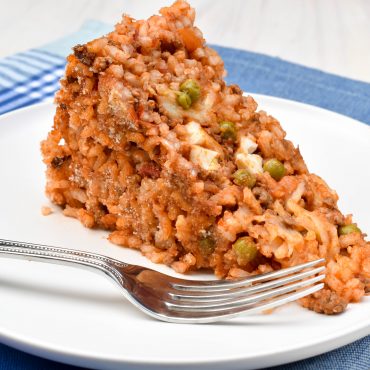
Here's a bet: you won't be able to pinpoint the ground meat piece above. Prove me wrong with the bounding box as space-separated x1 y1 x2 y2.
300 288 347 314
73 44 96 66
137 162 161 179
363 278 370 293
160 39 181 54
67 76 78 84
252 186 273 208
91 56 112 72
51 156 69 169
228 84 242 95
318 207 345 225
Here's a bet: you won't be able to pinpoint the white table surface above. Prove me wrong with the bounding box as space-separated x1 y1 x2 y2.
1 0 370 83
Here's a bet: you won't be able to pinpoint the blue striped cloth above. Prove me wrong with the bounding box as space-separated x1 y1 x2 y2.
0 19 369 370
0 20 111 115
0 50 65 114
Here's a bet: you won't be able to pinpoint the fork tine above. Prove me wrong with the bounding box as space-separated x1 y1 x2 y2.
171 258 325 291
166 274 325 312
169 266 325 302
229 283 325 317
164 283 325 323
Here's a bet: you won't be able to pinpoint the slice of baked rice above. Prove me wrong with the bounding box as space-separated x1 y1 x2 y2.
41 0 369 314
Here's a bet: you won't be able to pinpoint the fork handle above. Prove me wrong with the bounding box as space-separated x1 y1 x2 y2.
0 238 129 268
0 242 124 286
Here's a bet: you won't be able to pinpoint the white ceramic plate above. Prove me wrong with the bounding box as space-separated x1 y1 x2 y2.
0 96 369 370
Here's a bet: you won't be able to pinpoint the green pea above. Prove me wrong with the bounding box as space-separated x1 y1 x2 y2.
233 236 258 266
219 121 237 141
232 169 256 188
338 224 361 236
199 235 215 256
180 79 201 103
177 92 192 110
263 158 286 181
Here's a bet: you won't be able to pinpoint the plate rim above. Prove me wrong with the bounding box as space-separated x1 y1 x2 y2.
0 96 369 369
0 313 369 369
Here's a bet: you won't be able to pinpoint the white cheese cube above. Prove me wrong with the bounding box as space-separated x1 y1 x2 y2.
238 136 258 155
184 121 224 155
235 153 263 175
184 121 208 145
190 145 220 171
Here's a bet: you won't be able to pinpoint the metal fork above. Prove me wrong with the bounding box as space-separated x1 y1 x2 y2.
0 238 325 323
